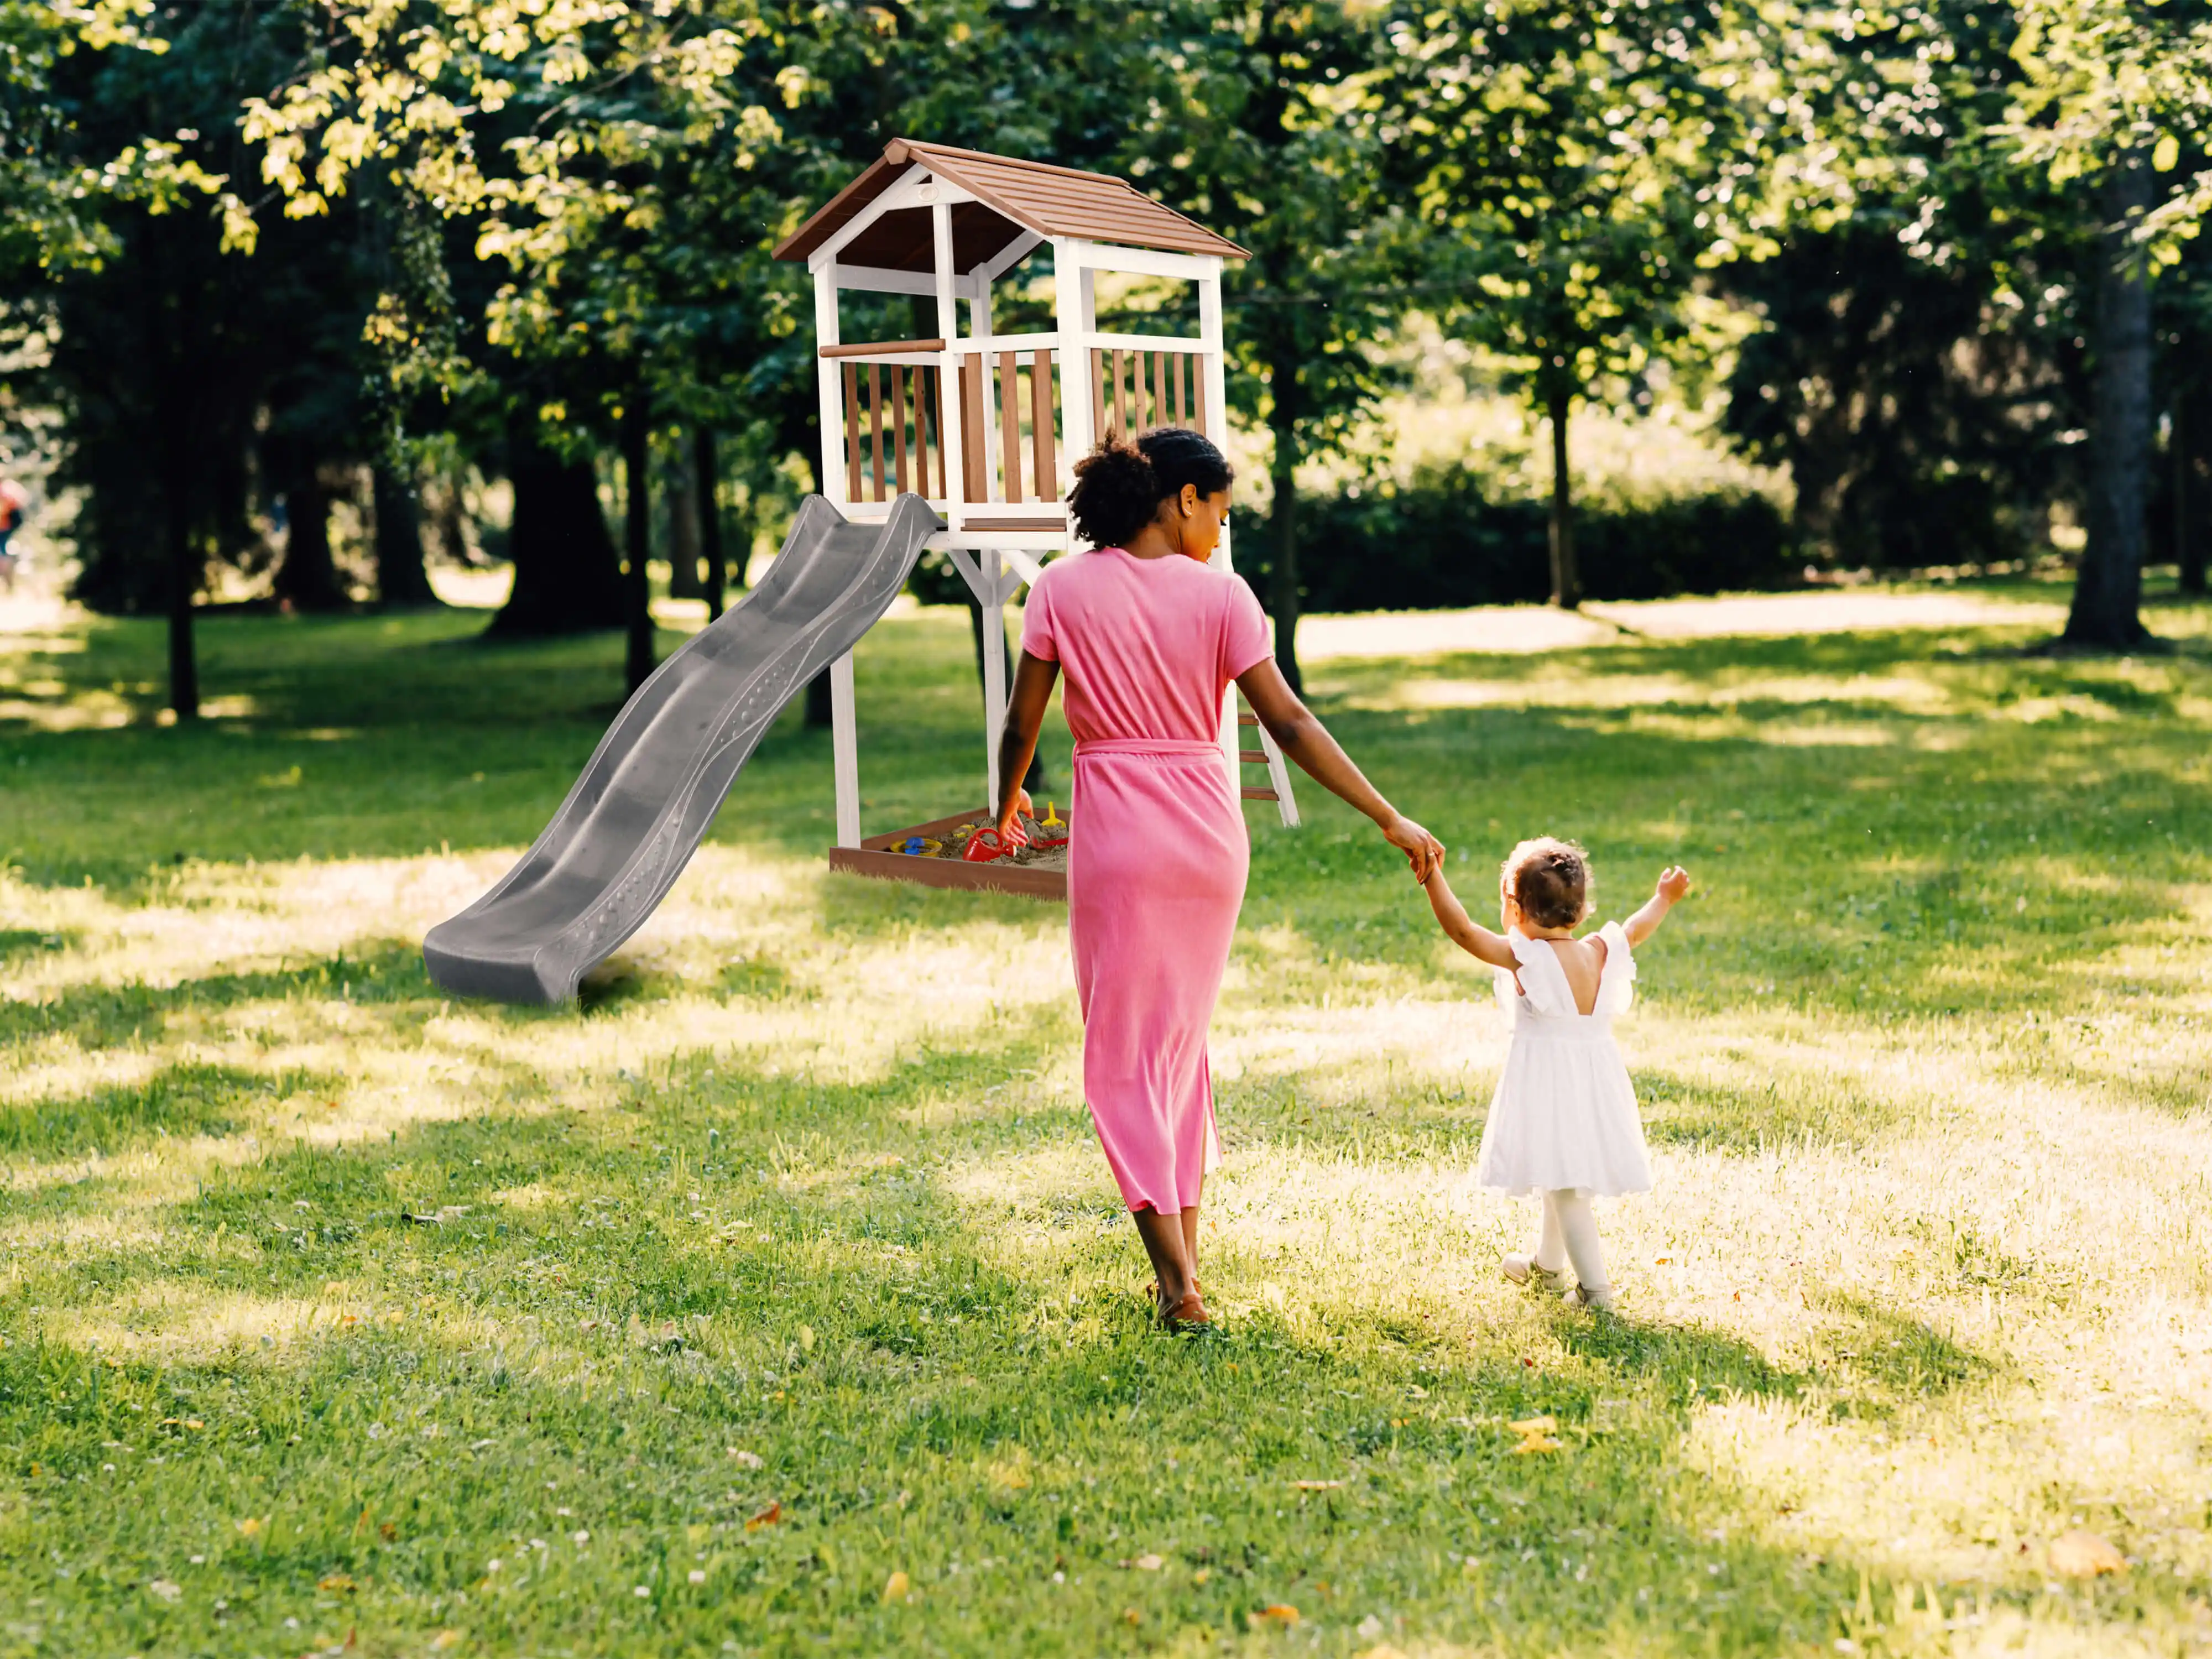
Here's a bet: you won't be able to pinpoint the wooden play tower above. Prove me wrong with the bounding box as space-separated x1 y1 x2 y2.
772 139 1299 891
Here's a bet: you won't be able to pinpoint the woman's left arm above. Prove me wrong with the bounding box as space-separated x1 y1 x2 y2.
1236 658 1443 881
994 649 1061 837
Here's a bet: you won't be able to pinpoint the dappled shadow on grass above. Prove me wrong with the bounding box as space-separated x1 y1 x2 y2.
0 926 77 962
0 938 433 1052
0 1060 324 1160
1808 1295 2004 1416
5 1024 2198 1657
1 1051 1865 1657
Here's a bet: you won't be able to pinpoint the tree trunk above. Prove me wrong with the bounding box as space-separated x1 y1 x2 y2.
273 473 347 611
696 425 725 621
624 391 656 695
164 456 199 720
489 420 624 635
666 430 704 599
2064 156 2156 649
1547 385 1581 610
373 465 441 607
1267 352 1304 695
2180 387 2209 597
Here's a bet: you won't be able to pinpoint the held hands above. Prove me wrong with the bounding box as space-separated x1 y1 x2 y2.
1655 865 1693 904
1380 812 1446 883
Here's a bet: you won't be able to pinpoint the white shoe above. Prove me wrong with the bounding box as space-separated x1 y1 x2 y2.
1564 1281 1617 1312
1502 1253 1568 1289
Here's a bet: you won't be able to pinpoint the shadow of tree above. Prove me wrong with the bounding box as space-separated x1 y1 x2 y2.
0 1060 335 1160
0 939 434 1051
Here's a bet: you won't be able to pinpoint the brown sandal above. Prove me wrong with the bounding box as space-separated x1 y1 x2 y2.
1160 1289 1213 1331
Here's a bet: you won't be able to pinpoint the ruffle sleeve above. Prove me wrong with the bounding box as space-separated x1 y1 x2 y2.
1595 921 1637 1015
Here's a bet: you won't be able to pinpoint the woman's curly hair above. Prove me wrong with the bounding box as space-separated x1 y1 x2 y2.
1066 426 1234 549
1501 837 1592 930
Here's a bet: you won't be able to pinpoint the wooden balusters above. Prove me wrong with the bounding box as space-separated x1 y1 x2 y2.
842 363 863 501
890 365 910 495
959 359 989 504
1030 351 1056 501
867 366 888 501
998 351 1022 504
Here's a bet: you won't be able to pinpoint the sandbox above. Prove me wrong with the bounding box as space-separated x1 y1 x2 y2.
827 805 1072 900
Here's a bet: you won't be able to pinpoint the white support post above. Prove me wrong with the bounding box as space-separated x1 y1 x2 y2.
972 275 999 502
1053 241 1094 525
831 651 860 848
982 546 1007 810
931 201 964 529
1198 269 1244 804
814 265 844 508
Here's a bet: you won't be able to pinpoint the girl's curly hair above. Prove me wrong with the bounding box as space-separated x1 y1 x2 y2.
1501 836 1592 930
1066 426 1234 549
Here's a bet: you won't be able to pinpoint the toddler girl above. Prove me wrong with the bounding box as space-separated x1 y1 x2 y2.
1421 838 1691 1310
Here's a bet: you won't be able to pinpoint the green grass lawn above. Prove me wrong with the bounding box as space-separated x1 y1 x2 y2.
3 580 2211 1658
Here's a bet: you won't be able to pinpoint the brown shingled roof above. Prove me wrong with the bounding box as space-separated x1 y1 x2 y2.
772 139 1249 269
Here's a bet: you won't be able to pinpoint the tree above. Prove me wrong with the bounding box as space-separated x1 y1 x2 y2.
2002 0 2212 646
1119 2 1408 690
1383 0 1755 609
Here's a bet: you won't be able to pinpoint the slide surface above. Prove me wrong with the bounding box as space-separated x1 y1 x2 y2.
424 493 938 1005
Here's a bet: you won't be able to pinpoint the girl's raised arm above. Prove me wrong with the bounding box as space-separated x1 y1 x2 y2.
1623 865 1693 947
1422 866 1518 969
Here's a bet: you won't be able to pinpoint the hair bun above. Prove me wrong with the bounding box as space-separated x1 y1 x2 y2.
1066 426 1233 549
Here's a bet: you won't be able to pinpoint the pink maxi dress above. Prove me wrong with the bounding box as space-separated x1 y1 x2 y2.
1020 547 1273 1214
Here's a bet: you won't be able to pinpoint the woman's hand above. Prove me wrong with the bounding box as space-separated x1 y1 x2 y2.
1380 812 1444 882
995 787 1034 846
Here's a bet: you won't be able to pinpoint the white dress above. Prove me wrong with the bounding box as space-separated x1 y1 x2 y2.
1474 922 1653 1197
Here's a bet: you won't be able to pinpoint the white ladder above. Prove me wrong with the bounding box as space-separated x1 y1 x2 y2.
1237 701 1300 827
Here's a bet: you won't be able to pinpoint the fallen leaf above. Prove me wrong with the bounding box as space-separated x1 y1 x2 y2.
430 1632 462 1651
746 1501 782 1531
1249 1604 1301 1628
882 1570 910 1604
1290 1480 1343 1491
797 1324 816 1352
1507 1416 1558 1437
2049 1530 2126 1578
1125 1553 1164 1571
1121 1608 1141 1625
727 1448 764 1469
1512 1436 1563 1455
236 1517 264 1539
379 1523 398 1543
148 1578 182 1601
319 1573 357 1593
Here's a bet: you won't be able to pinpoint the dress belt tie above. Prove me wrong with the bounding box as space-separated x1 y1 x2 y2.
1073 739 1222 758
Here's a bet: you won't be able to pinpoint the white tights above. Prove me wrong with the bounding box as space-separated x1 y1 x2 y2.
1532 1188 1610 1296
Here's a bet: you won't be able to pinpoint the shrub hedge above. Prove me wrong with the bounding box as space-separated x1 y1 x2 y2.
1274 466 1799 612
907 465 1799 613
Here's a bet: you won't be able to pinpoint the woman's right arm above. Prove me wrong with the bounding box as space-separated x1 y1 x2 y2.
994 649 1061 837
1235 657 1443 881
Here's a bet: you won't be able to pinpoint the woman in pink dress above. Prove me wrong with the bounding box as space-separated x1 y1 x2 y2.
993 429 1443 1329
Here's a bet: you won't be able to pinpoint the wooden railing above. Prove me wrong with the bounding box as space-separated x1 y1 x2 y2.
1092 347 1209 444
826 335 1211 510
836 357 947 504
962 351 1060 507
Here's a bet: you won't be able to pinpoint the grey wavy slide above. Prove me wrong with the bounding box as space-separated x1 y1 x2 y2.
424 492 939 1005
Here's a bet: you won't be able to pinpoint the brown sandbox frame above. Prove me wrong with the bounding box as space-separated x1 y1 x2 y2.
827 807 1070 901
